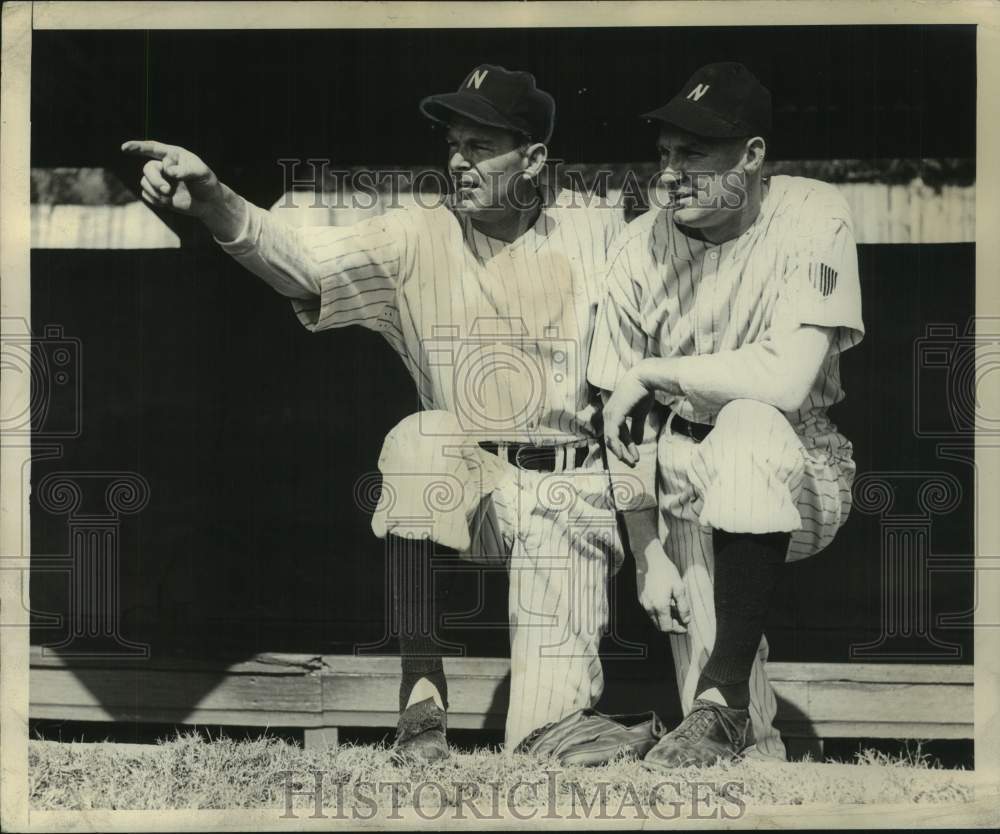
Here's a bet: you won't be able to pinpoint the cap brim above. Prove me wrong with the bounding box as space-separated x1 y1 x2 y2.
640 98 749 139
419 92 529 137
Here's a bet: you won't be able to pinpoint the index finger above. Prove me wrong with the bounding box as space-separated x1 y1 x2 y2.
121 140 173 160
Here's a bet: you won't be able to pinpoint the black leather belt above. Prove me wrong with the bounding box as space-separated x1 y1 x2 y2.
479 442 588 472
665 407 715 443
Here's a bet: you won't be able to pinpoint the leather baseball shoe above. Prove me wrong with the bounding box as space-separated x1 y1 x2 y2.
390 697 449 765
641 698 750 770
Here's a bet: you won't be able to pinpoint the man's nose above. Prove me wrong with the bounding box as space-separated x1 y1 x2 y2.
450 151 471 171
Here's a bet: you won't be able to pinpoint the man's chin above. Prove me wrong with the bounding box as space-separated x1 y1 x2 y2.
672 205 715 226
450 197 501 216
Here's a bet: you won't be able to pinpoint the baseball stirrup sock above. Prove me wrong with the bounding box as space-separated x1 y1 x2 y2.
387 533 455 712
696 530 790 709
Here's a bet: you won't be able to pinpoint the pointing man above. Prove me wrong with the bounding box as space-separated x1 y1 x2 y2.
123 64 638 762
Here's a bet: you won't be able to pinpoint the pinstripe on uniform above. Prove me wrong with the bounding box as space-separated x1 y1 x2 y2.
588 175 865 760
218 190 628 748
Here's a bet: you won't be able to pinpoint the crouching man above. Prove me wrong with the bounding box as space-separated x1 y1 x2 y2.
590 63 865 766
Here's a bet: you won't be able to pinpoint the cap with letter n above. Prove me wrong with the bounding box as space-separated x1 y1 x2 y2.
419 64 555 144
642 62 771 139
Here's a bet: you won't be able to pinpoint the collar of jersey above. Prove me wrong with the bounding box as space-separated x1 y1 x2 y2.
661 176 780 262
462 194 562 255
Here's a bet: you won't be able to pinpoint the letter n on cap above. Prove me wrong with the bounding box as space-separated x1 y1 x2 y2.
468 69 489 89
687 83 710 101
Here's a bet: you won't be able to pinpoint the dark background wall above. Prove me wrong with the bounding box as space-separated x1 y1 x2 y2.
29 27 976 680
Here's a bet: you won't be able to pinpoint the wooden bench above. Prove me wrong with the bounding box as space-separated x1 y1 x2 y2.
29 647 973 757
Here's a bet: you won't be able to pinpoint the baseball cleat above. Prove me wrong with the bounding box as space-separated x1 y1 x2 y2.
390 697 450 765
640 698 750 770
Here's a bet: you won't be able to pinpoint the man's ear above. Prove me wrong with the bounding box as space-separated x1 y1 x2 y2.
743 136 766 174
522 142 548 179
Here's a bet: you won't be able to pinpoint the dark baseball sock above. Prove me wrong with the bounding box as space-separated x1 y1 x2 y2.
386 533 455 713
696 529 790 710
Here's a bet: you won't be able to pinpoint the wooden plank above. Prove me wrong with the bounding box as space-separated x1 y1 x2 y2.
30 644 326 676
766 662 973 685
322 669 509 715
778 721 973 740
31 667 323 715
29 704 324 727
802 682 972 724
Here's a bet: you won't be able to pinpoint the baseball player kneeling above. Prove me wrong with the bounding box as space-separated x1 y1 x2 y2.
590 63 865 766
122 64 651 763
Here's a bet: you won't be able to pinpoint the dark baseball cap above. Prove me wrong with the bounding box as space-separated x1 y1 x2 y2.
642 62 771 139
420 64 555 144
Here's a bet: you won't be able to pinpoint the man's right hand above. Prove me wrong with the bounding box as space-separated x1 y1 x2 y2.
121 140 222 218
636 538 691 634
121 140 248 242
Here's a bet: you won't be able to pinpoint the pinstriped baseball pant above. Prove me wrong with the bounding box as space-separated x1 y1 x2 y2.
373 410 624 749
656 398 855 760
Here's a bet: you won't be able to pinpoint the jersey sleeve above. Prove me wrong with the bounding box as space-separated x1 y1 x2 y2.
770 189 865 354
587 240 652 393
217 201 413 338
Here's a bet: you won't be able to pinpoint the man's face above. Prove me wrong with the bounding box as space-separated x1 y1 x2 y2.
445 117 529 218
655 125 749 227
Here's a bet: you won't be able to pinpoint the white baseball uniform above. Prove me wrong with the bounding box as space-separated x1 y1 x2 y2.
215 190 633 747
589 175 865 759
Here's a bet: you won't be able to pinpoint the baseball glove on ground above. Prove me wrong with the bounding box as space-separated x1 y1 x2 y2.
513 708 666 766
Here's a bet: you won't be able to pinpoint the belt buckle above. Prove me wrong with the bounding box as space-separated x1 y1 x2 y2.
514 444 548 470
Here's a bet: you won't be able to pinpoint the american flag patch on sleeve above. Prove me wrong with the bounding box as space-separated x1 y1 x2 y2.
810 262 838 297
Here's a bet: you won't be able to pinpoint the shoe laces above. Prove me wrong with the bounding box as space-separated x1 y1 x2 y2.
672 706 718 743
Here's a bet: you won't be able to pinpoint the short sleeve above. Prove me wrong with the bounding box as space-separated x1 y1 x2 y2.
290 209 413 338
587 243 652 392
771 193 865 354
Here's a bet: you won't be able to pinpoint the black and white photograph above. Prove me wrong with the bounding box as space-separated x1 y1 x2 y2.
1 1 998 828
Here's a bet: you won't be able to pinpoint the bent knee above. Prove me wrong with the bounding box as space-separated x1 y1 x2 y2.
712 399 799 450
715 399 788 433
693 399 806 488
379 410 464 473
385 410 462 445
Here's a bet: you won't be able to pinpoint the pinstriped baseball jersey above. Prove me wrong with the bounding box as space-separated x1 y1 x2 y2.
588 175 865 458
219 192 626 445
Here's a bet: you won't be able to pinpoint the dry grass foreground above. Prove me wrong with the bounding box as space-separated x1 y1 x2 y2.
30 733 974 819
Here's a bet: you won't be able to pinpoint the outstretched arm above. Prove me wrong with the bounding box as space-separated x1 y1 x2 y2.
121 139 318 299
